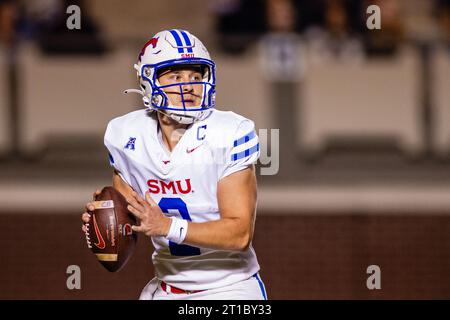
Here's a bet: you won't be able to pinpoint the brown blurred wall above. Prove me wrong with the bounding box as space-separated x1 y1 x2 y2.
1 212 450 299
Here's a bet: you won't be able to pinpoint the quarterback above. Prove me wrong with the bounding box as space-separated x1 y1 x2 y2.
81 29 266 300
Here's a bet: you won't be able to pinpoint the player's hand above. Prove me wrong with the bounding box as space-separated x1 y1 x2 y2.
126 191 171 237
81 189 101 233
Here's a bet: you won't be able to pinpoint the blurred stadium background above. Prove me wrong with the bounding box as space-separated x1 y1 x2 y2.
0 0 449 299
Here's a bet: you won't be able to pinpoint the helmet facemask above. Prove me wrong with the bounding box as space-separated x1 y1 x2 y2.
141 59 216 124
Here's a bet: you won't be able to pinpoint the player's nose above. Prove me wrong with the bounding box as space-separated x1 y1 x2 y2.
182 84 194 94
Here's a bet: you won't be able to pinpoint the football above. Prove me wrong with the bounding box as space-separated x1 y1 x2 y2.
85 186 137 272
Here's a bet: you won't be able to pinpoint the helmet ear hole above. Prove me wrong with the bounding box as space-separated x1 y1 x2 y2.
141 84 146 90
152 94 163 106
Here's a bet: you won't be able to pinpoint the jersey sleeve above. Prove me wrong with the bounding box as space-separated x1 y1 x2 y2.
104 119 130 184
219 119 260 179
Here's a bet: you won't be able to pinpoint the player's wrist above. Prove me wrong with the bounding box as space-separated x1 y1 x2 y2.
161 216 172 237
166 217 188 244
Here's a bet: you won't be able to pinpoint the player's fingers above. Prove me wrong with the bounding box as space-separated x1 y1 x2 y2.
145 192 158 206
131 225 145 233
86 202 95 212
127 204 143 219
92 189 101 200
82 224 87 233
136 195 148 207
130 192 148 211
126 195 145 212
132 191 148 207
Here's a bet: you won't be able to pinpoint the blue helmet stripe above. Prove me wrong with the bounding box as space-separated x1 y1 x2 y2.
231 143 259 161
169 30 184 53
179 30 193 53
233 130 256 147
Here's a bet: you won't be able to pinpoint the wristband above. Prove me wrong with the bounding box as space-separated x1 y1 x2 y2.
166 217 188 244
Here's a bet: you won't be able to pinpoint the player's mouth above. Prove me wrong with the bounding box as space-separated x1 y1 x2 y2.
166 92 200 106
181 94 199 105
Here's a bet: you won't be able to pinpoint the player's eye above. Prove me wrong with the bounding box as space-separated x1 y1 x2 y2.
169 74 181 81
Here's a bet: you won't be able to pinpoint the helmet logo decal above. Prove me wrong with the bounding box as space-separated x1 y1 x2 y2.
138 37 159 61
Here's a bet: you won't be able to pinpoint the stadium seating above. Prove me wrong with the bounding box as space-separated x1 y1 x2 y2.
432 46 450 157
299 46 423 157
215 48 273 131
0 46 10 155
19 43 137 154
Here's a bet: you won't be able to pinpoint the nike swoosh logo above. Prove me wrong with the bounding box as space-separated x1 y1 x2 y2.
179 227 184 239
186 145 202 153
93 214 106 249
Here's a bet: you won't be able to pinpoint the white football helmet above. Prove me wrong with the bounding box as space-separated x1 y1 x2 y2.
126 29 216 124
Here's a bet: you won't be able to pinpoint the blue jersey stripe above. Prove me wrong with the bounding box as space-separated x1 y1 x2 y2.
179 30 193 53
108 153 114 165
169 30 184 53
231 143 259 161
253 273 267 300
233 130 256 147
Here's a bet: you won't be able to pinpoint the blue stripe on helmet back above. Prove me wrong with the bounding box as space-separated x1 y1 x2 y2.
179 30 194 53
169 30 184 53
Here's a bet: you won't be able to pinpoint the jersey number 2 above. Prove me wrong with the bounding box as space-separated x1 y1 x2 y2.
158 197 201 256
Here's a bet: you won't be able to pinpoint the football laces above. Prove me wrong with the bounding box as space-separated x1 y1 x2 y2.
84 223 92 249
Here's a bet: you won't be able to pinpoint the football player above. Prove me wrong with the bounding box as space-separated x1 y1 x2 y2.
81 29 267 300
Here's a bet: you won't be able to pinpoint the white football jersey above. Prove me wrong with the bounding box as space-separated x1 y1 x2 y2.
104 109 261 291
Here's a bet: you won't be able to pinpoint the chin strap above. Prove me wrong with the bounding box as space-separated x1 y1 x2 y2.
169 113 196 124
124 88 151 107
123 89 143 95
